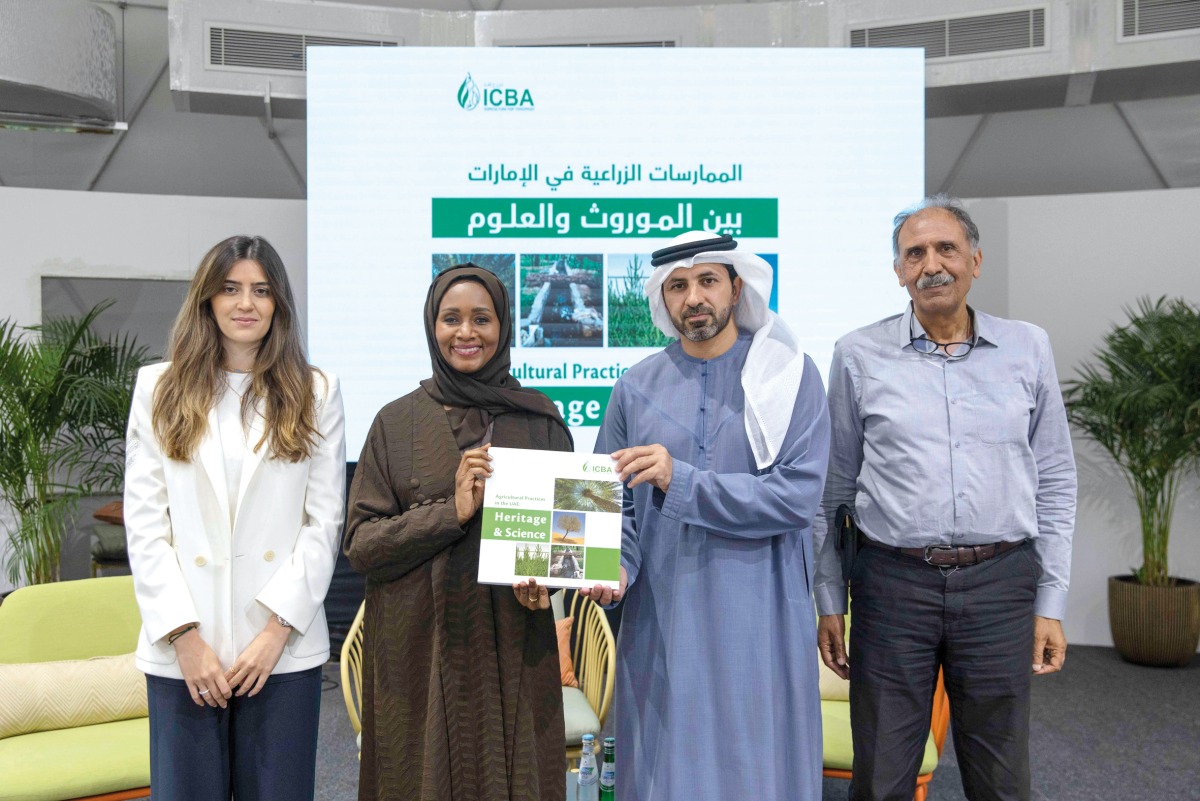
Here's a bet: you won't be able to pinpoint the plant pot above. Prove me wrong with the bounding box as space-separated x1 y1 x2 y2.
1108 575 1200 667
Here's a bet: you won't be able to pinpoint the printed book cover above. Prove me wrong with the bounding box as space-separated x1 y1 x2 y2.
477 446 623 589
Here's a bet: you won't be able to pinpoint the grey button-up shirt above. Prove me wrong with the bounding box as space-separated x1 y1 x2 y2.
814 304 1076 619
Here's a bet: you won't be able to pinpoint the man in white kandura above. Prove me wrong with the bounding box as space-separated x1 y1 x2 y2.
583 231 831 801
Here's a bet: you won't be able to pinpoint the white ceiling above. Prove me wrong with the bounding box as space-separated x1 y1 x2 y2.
0 0 1195 199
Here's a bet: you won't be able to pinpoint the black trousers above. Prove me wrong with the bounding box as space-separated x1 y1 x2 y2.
847 541 1038 801
146 666 322 801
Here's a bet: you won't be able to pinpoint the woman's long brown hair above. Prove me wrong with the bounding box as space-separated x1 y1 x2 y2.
152 235 319 463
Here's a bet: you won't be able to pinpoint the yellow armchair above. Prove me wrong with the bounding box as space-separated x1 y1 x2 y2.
340 600 366 749
819 615 951 801
0 576 150 801
563 593 615 762
340 594 615 766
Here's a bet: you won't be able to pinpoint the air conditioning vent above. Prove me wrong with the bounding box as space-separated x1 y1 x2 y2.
207 26 398 74
850 8 1046 60
1121 0 1200 38
852 20 947 57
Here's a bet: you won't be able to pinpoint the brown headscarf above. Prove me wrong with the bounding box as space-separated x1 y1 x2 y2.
420 264 571 447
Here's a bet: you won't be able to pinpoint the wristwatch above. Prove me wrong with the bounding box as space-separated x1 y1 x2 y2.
275 614 292 629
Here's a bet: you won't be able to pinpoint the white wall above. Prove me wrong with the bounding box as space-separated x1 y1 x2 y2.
0 187 305 329
966 188 1200 649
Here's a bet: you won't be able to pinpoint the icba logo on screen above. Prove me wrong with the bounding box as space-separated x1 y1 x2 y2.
457 73 535 111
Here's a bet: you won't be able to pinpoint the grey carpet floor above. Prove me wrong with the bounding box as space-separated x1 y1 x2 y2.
304 644 1199 800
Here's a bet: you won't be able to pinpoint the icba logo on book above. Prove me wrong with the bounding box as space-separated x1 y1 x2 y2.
457 73 535 111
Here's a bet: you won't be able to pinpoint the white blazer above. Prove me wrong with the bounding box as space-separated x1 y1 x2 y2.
124 362 346 679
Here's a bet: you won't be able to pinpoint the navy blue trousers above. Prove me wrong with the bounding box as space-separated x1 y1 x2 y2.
848 542 1038 801
146 666 322 801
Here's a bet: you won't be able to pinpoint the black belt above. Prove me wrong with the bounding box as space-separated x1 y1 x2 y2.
859 534 1024 567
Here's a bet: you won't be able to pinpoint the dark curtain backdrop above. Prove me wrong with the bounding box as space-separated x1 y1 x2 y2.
325 462 365 658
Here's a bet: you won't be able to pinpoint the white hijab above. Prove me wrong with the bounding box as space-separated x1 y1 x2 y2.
645 231 806 470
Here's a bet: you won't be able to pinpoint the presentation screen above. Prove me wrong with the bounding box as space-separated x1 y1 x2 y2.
308 47 924 459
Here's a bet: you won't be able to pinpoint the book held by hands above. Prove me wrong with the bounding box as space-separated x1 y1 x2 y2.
477 447 622 589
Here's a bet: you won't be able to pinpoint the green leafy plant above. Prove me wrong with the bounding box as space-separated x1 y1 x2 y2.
0 302 150 585
514 544 550 576
1063 296 1200 587
608 255 672 348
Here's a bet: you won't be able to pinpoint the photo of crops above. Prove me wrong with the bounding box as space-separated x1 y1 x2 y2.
607 253 673 348
513 543 550 577
554 478 622 514
432 254 517 339
549 545 585 580
518 254 603 347
551 511 587 544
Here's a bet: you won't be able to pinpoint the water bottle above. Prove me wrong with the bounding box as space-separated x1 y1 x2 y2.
577 733 599 801
599 736 615 801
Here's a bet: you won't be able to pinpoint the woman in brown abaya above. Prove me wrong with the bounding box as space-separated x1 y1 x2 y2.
345 264 571 801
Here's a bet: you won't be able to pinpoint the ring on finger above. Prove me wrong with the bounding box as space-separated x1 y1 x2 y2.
198 688 210 696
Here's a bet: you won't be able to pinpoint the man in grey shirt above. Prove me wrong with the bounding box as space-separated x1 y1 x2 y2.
815 194 1076 801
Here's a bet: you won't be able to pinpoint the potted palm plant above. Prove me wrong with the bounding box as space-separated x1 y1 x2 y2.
1063 296 1200 666
0 302 148 586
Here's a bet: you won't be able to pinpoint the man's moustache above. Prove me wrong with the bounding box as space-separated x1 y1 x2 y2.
916 273 955 289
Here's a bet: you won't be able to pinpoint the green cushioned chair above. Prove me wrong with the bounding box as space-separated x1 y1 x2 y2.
820 698 942 773
0 576 150 801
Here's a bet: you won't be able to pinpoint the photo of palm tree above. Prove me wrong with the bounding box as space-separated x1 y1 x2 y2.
551 511 586 544
554 478 622 514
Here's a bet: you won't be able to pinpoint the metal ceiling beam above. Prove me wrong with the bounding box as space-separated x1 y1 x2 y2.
1114 102 1172 189
93 1 168 10
1064 72 1097 107
262 85 306 194
937 114 991 195
86 57 168 191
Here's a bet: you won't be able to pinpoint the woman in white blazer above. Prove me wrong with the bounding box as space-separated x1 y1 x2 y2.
124 235 345 801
